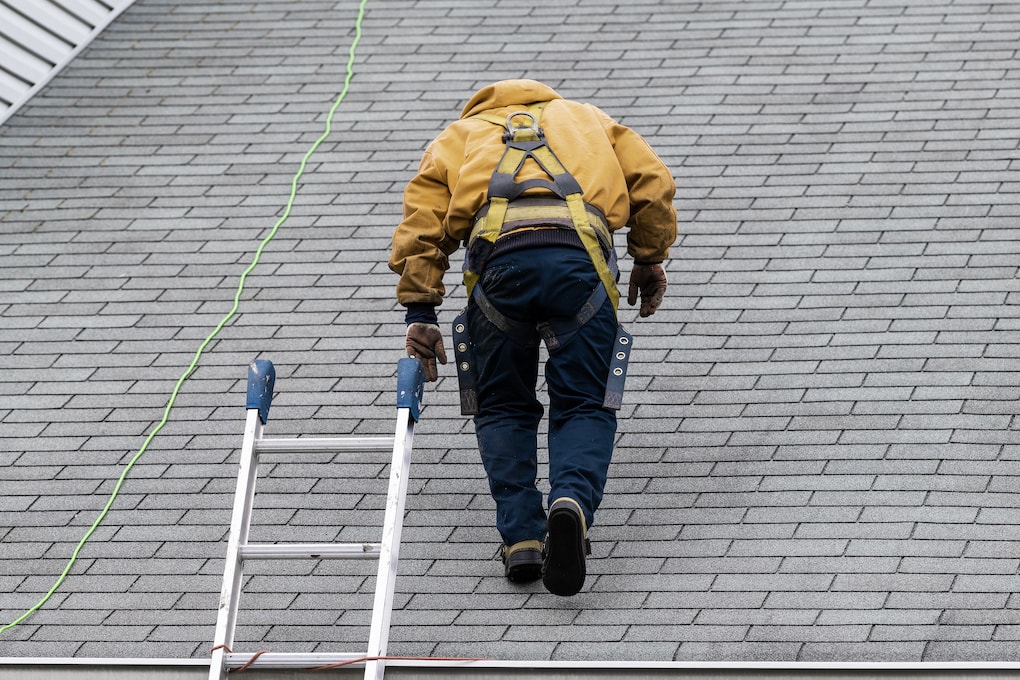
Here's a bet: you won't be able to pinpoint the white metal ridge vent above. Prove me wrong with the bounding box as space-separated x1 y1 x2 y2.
0 0 137 126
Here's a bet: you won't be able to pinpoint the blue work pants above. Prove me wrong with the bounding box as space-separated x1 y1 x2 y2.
466 246 618 546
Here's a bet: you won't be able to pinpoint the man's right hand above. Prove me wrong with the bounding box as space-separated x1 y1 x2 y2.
405 322 447 382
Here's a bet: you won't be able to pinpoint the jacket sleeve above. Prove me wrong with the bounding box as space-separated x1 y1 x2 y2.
604 117 678 264
388 147 462 307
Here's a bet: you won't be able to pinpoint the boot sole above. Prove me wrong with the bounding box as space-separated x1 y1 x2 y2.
505 550 543 583
542 504 586 596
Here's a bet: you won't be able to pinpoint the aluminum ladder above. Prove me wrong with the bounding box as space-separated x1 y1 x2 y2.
209 357 425 680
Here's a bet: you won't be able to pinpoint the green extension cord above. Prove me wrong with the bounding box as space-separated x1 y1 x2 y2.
0 0 370 636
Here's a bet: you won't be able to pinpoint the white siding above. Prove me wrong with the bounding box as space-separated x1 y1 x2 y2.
0 0 135 125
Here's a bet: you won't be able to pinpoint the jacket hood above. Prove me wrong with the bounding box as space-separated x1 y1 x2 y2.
460 79 563 118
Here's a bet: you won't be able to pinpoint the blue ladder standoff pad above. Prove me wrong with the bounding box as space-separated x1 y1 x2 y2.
209 358 425 680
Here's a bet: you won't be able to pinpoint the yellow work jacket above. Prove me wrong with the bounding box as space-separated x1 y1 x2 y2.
389 79 678 307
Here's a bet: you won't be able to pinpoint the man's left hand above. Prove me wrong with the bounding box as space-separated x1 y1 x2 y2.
627 263 667 317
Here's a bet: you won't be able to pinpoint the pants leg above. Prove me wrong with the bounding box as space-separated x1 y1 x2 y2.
468 299 547 546
545 296 618 529
467 246 618 543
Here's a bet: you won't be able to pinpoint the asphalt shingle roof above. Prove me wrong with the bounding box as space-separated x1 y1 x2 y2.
3 0 1020 667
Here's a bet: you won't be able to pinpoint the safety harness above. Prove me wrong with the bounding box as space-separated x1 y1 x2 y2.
462 103 620 310
453 103 632 415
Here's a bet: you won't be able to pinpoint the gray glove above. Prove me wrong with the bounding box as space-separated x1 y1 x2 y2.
627 263 667 317
405 322 447 382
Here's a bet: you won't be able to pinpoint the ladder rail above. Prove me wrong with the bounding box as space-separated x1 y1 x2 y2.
365 404 416 680
209 408 264 680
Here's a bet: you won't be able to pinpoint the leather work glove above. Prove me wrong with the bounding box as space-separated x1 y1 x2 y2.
627 263 667 317
405 322 447 382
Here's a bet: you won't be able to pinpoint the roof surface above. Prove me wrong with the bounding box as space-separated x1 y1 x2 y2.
2 0 1020 667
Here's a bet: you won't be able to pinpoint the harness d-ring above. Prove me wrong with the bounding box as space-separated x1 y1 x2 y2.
503 111 541 141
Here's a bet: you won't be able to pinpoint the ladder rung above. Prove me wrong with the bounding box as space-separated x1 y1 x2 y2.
255 436 394 454
239 542 381 560
224 651 367 669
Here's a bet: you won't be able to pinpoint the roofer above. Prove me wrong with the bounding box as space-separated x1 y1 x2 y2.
389 79 677 596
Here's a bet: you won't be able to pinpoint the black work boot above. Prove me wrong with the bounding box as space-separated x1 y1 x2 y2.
542 498 590 596
502 539 544 582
